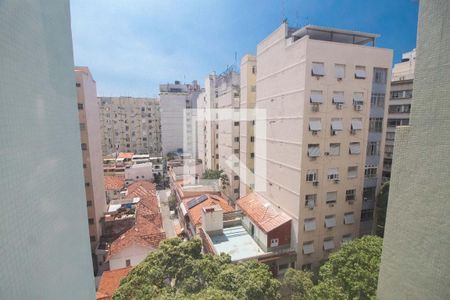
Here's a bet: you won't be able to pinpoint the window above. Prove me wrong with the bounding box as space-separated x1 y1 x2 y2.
86 200 92 207
302 264 312 271
389 104 411 113
342 234 352 243
77 103 84 110
250 136 254 142
367 141 380 156
278 263 289 272
303 241 314 255
79 123 86 130
250 153 255 158
83 163 87 169
369 118 383 132
324 215 337 228
329 143 340 156
90 236 96 242
349 142 361 155
387 119 409 127
330 118 343 135
85 182 90 187
76 83 81 87
305 194 316 208
126 259 131 267
355 66 366 79
344 212 355 225
234 149 239 154
234 175 239 180
311 62 325 76
81 143 87 150
335 64 345 79
88 218 94 225
233 188 239 193
310 90 324 104
360 209 374 222
270 238 279 247
327 168 339 180
346 189 356 201
348 166 358 178
326 192 337 205
309 119 321 133
353 92 364 105
234 121 239 126
323 238 335 251
332 91 344 104
307 144 320 157
306 169 318 182
371 93 385 108
365 165 377 178
252 66 257 74
304 218 316 232
234 137 240 142
391 89 413 99
373 68 387 84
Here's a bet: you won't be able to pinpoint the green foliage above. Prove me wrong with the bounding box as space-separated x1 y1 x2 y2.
166 152 177 161
168 193 177 211
113 238 280 300
201 169 230 190
375 182 390 237
283 236 383 300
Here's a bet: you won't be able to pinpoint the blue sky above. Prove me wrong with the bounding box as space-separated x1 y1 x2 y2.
70 0 419 97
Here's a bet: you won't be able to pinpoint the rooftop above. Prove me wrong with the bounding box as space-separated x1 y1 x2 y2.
237 193 291 233
96 267 132 299
104 176 125 191
182 194 234 227
209 225 265 261
289 24 379 46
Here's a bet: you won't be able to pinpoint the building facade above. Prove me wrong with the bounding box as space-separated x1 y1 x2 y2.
99 97 161 156
377 1 450 298
75 67 108 256
0 1 96 298
382 49 415 181
239 55 257 197
160 80 201 156
254 23 392 269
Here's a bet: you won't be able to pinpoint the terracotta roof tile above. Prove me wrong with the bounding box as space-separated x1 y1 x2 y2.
104 176 125 191
108 181 166 258
118 152 134 159
97 267 132 299
183 194 234 227
237 192 291 233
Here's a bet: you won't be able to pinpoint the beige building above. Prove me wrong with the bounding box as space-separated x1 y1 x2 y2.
75 67 107 255
254 23 392 269
99 97 161 156
239 55 257 197
382 49 415 181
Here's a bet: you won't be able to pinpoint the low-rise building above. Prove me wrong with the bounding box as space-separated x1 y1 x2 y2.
125 162 153 184
104 176 125 204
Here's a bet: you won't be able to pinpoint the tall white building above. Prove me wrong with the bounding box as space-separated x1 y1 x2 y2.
0 1 95 298
160 80 201 157
75 67 107 268
254 23 392 269
98 97 161 156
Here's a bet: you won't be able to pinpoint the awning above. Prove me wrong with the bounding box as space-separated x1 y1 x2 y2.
351 119 363 130
304 219 316 232
344 213 355 225
309 119 321 131
311 63 325 76
325 216 336 228
323 239 335 251
331 119 343 131
349 142 361 154
329 144 340 156
355 69 367 79
308 145 320 157
303 242 314 255
310 93 324 104
332 93 344 104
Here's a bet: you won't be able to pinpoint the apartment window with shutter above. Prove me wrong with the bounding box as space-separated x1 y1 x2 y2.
307 144 320 157
327 168 339 180
348 166 358 178
326 192 337 204
311 62 325 76
305 169 318 182
367 141 380 156
310 90 324 104
329 143 340 156
324 215 337 228
346 189 356 201
365 165 377 178
332 91 345 104
369 118 383 132
349 142 361 155
355 66 366 79
335 64 345 79
305 194 316 208
374 68 387 84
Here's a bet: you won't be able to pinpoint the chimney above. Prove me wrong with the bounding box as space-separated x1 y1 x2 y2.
201 205 223 234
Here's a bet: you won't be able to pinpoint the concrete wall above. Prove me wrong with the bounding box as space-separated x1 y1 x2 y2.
125 163 153 182
109 244 153 270
0 1 95 298
377 1 450 299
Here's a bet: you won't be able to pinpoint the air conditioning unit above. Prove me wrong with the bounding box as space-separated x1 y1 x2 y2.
328 203 335 207
336 103 343 110
312 130 318 135
337 77 343 81
334 179 340 184
354 104 362 111
324 152 329 156
313 181 319 186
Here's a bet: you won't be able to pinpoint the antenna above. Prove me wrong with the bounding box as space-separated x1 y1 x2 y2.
281 0 286 23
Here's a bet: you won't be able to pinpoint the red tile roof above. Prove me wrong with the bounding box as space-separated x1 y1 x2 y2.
104 176 125 191
183 194 234 227
96 267 132 299
237 192 291 233
118 152 134 159
108 181 166 258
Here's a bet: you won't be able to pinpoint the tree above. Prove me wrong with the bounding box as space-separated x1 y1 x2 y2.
168 193 177 211
375 181 390 237
201 169 230 191
114 238 280 300
282 236 383 300
166 152 177 161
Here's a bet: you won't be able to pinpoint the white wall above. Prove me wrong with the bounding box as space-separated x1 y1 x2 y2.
109 244 154 270
125 163 153 182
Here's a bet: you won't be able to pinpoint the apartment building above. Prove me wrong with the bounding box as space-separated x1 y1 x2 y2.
160 80 201 156
99 97 161 156
254 23 392 269
239 55 257 197
75 67 107 256
0 1 95 297
378 1 450 298
382 49 415 181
